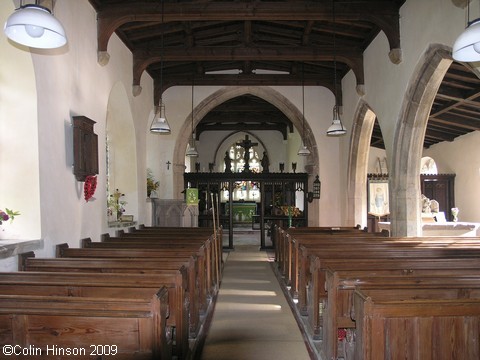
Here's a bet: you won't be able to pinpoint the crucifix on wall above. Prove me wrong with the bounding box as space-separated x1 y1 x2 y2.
236 135 258 173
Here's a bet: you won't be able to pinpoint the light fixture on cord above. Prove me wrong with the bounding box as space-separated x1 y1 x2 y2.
186 80 199 157
298 63 311 156
4 0 67 49
452 0 480 62
326 0 347 136
150 0 171 134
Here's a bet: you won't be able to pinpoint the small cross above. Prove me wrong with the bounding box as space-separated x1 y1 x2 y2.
166 161 171 170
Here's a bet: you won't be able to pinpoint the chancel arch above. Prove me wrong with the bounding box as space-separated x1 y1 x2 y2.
173 86 320 226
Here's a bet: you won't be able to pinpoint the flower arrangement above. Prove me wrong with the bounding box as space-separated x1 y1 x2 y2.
147 168 159 197
107 189 127 221
84 175 97 202
0 208 20 225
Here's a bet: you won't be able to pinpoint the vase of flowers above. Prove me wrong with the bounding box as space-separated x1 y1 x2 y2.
108 189 127 222
451 207 459 222
147 168 159 198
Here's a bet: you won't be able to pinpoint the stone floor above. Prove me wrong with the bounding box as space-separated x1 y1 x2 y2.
199 229 312 360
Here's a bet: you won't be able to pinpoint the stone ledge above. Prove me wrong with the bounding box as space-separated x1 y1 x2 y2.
0 239 44 259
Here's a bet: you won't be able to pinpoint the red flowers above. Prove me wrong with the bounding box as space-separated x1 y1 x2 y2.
84 175 97 202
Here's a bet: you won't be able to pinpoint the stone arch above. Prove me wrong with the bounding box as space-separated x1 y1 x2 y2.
347 100 377 229
172 86 320 199
390 44 453 236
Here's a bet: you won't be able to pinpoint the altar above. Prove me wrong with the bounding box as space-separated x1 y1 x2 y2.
227 202 257 224
378 221 480 236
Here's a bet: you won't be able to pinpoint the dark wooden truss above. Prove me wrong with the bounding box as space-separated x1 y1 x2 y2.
88 0 480 149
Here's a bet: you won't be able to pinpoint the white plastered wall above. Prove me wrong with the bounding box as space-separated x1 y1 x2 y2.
0 0 154 267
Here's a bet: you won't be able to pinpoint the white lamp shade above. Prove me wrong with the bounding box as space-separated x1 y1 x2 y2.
327 119 347 136
297 144 310 156
150 104 171 133
186 144 199 157
452 19 480 62
4 5 67 49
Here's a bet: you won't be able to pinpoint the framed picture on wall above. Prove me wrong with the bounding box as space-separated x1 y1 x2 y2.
368 179 389 216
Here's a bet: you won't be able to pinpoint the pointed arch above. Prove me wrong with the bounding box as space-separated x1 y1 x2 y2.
390 44 452 236
172 86 320 200
347 100 377 228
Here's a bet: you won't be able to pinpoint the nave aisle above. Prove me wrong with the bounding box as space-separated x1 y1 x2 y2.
199 243 312 360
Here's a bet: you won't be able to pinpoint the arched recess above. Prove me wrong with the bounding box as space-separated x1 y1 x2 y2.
172 86 320 223
347 100 377 228
106 82 139 222
390 44 452 236
0 2 41 240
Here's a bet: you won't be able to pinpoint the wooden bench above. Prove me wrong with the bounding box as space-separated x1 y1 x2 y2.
0 289 170 360
82 239 212 291
274 225 365 267
20 252 200 350
352 288 480 360
91 236 221 294
296 235 480 310
99 233 222 289
297 241 480 340
0 270 209 359
324 271 480 360
57 243 213 314
121 226 223 274
286 232 384 294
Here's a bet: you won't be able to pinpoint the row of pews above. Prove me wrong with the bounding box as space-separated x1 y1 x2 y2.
1 225 223 359
273 225 480 360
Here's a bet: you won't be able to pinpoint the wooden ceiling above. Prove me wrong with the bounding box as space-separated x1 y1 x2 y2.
88 0 480 149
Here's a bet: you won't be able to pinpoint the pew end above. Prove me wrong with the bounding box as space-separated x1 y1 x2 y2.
18 251 35 271
55 243 69 258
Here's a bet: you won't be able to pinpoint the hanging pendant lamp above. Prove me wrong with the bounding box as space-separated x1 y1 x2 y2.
452 1 480 62
150 0 171 134
326 0 347 136
4 1 67 49
298 63 311 156
186 80 199 157
150 103 171 133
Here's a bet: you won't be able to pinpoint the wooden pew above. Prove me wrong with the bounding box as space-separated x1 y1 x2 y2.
352 288 480 360
296 235 480 313
99 232 222 289
286 231 383 295
324 271 480 360
274 225 365 267
124 225 223 276
0 289 170 360
20 253 196 354
57 243 212 314
297 241 480 340
83 238 212 290
90 235 221 295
